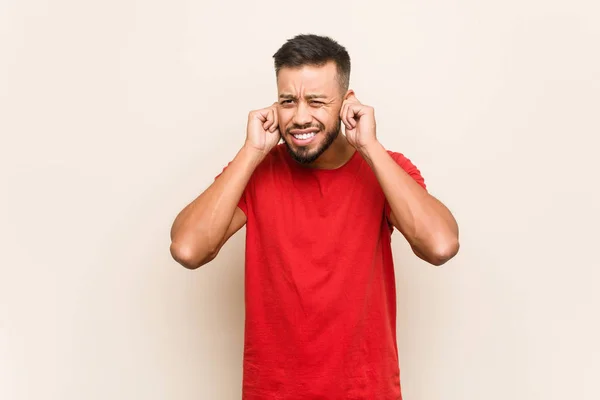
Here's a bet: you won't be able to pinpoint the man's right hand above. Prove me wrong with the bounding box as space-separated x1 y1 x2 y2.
244 103 281 156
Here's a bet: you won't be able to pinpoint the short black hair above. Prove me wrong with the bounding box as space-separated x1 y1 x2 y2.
273 34 351 92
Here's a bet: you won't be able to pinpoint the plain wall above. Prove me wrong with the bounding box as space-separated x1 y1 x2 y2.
1 0 599 399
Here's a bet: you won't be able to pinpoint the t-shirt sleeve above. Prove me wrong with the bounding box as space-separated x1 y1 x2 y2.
384 151 427 222
214 162 249 216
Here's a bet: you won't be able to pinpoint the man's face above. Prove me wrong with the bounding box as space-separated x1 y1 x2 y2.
276 62 344 164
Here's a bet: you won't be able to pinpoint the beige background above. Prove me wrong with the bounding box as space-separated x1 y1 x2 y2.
1 0 599 399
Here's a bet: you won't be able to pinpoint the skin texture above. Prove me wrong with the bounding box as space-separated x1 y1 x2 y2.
169 61 459 269
276 63 347 167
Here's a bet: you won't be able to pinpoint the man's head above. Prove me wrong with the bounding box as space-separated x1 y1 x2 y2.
273 34 351 164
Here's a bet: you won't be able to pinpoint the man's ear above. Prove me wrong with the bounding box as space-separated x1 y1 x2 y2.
344 89 356 101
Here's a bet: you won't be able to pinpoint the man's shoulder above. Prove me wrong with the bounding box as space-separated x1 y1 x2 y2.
269 142 288 160
216 144 287 181
385 149 409 162
384 149 422 168
242 143 289 183
384 148 427 190
256 143 289 168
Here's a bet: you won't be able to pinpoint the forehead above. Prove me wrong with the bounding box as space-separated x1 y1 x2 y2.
277 62 339 95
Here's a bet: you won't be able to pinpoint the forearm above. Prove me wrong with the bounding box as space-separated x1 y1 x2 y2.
170 145 263 262
360 142 459 264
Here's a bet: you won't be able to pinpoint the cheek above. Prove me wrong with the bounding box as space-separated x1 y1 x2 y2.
277 110 293 128
314 108 339 128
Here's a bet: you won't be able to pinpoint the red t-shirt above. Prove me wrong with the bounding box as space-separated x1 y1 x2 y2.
221 144 426 399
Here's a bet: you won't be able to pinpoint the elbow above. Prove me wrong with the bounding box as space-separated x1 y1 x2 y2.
428 238 460 266
170 241 216 270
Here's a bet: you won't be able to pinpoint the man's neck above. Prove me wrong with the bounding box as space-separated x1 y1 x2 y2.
306 134 356 170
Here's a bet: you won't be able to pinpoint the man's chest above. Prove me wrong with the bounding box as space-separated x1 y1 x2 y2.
246 170 387 241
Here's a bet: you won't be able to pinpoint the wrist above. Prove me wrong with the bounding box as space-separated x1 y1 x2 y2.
240 143 268 166
358 140 384 164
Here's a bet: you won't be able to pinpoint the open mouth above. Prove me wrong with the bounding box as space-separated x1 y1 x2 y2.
290 130 318 145
293 132 316 140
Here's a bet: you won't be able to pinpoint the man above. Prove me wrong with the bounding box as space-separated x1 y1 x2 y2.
170 34 459 399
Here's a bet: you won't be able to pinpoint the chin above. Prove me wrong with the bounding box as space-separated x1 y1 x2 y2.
285 141 325 164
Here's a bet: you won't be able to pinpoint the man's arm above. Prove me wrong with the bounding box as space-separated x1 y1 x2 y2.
361 142 459 266
170 146 261 269
340 93 459 266
170 104 281 269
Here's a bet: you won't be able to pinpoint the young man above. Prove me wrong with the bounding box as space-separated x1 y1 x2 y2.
170 34 459 400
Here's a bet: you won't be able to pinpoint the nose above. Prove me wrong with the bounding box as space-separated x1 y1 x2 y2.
292 101 312 127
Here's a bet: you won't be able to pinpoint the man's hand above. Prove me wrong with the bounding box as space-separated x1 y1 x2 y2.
244 103 281 156
340 93 378 152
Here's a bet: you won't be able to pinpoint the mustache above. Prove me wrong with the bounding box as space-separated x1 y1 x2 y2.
285 123 324 134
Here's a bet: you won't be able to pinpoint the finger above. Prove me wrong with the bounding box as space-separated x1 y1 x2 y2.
345 104 354 130
340 102 347 129
270 107 279 132
253 109 267 124
262 109 274 131
341 102 351 130
346 104 358 129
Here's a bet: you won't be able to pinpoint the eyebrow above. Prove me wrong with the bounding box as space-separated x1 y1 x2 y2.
279 93 328 100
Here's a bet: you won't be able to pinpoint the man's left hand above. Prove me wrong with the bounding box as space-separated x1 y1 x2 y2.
340 93 378 152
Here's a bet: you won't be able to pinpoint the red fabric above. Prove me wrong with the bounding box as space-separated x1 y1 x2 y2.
218 144 426 399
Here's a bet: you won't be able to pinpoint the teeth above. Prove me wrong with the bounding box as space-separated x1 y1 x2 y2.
294 132 315 140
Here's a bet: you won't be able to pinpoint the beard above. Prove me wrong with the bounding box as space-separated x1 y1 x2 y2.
283 120 341 165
